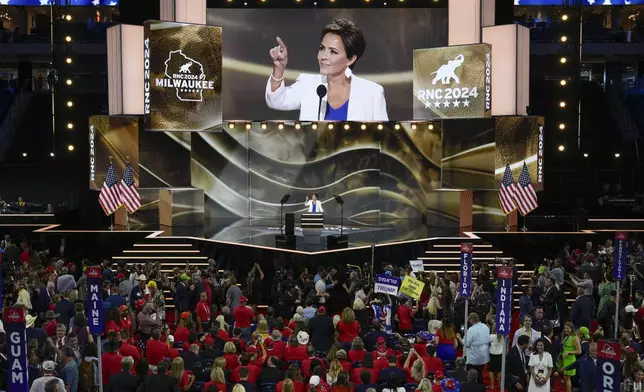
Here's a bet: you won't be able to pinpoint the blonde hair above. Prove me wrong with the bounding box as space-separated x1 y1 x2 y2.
232 385 246 392
210 367 225 383
171 357 185 382
333 315 341 327
341 308 356 324
411 358 426 382
417 379 432 392
214 357 227 370
282 378 295 392
427 319 442 334
427 297 440 317
257 319 269 335
292 313 303 323
353 298 365 311
216 315 228 331
223 341 237 354
327 360 343 382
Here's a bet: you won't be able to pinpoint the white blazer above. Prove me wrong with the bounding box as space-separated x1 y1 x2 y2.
304 199 324 213
265 73 389 121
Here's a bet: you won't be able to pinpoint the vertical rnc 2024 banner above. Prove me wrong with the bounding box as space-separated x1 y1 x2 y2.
86 266 104 335
496 266 513 336
5 307 28 392
144 20 223 132
597 340 621 392
614 232 628 280
459 243 473 297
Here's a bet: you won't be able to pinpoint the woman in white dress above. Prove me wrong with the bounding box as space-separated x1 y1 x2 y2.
528 338 553 392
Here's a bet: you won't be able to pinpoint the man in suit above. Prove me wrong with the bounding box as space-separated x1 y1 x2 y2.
107 356 138 392
308 306 335 354
137 360 179 392
565 342 598 392
570 287 594 329
506 335 530 392
305 193 324 213
259 356 284 384
461 369 486 392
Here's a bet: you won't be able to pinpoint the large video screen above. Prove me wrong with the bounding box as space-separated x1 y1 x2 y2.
207 9 448 121
515 0 643 5
0 0 118 5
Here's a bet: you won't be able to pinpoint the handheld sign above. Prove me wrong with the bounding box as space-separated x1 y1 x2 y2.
5 307 28 392
459 243 473 298
399 275 425 300
495 266 513 336
597 340 620 392
409 260 424 273
613 232 628 280
87 266 104 335
374 274 401 296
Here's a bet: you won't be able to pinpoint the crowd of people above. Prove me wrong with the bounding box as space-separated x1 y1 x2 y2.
1 233 644 392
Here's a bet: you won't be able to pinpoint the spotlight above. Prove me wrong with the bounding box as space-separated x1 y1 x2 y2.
559 123 566 130
66 101 73 107
394 124 400 130
583 153 589 158
67 123 74 129
615 153 621 158
562 14 569 21
65 14 72 21
67 145 75 152
343 123 350 130
558 145 565 152
22 152 27 157
50 152 55 157
560 79 567 86
559 101 566 108
377 124 383 130
411 123 417 130
295 123 301 130
278 123 284 130
245 123 251 129
261 123 267 129
312 123 318 130
66 57 72 64
360 124 367 130
66 79 72 86
65 36 72 42
228 122 234 129
428 123 434 130
328 123 334 130
560 36 568 42
560 57 567 64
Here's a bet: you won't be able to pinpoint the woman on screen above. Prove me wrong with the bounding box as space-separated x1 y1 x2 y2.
265 18 389 122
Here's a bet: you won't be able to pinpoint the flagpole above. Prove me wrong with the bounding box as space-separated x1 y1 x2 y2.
108 156 114 231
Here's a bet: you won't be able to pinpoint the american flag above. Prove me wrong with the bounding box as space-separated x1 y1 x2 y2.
498 163 517 215
99 164 121 215
513 162 538 216
119 163 141 213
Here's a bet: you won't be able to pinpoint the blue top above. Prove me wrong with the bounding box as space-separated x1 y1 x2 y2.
324 100 349 121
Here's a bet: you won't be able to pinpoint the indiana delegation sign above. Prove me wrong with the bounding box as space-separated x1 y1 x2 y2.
413 43 492 119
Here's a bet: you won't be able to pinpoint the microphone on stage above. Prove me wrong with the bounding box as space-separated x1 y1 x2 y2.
316 84 327 121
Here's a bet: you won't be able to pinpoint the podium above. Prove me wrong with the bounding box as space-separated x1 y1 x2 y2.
301 213 324 235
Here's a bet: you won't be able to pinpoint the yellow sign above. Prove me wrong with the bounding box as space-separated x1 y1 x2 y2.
399 276 425 300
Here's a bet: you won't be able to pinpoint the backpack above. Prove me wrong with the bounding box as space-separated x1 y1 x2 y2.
78 359 97 392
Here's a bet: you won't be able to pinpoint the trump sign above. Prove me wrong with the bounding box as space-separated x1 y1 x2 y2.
5 307 28 392
86 266 104 335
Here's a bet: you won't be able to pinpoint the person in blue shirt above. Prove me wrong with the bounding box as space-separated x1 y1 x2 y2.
464 312 490 383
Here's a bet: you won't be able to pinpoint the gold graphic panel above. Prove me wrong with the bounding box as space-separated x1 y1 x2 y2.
88 116 140 191
413 44 491 119
144 21 222 132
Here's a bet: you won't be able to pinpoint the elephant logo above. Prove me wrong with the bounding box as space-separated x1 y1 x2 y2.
431 54 465 85
179 61 193 74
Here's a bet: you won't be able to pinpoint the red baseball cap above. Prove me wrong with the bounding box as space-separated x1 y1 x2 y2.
247 345 257 354
318 306 326 313
240 296 248 303
205 337 214 346
435 370 445 380
116 273 125 280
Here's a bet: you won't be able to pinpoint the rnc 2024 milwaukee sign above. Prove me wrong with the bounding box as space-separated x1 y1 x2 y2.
413 43 491 119
143 20 222 132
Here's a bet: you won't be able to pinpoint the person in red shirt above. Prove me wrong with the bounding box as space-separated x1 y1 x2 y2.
335 350 353 373
203 367 227 392
395 298 415 334
146 329 169 366
104 308 121 336
347 337 367 363
118 305 134 336
373 349 389 372
101 341 123 388
223 341 240 370
168 357 195 392
232 296 254 341
371 337 396 361
42 311 58 337
302 346 326 378
166 335 180 359
309 375 331 392
284 333 308 362
351 353 378 384
174 312 193 343
420 345 443 374
265 330 286 361
248 344 267 368
403 350 427 383
276 366 305 392
276 317 293 339
118 330 141 364
196 292 211 332
336 308 361 346
429 371 446 392
230 353 260 383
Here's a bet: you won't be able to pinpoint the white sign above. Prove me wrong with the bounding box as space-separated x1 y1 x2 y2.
374 274 401 296
409 260 424 272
